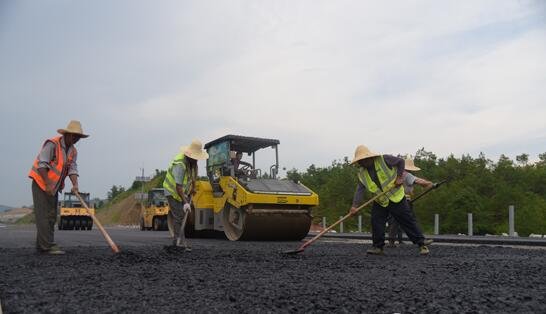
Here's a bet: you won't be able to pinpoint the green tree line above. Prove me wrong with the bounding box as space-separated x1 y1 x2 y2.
287 150 546 236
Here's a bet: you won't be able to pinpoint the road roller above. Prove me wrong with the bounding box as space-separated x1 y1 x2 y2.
58 192 94 230
139 188 169 231
173 135 319 241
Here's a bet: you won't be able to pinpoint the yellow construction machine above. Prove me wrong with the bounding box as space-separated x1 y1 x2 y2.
174 135 319 241
139 188 169 231
58 192 94 230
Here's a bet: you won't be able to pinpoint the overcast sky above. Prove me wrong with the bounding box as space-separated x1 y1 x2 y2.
1 1 545 206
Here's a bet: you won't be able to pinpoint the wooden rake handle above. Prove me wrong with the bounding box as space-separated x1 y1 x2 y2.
300 185 395 250
75 191 120 253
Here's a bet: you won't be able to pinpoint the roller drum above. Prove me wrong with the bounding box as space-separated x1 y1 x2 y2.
223 205 311 241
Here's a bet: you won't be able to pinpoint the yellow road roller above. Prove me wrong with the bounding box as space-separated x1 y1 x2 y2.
175 135 319 241
140 188 169 231
58 192 94 230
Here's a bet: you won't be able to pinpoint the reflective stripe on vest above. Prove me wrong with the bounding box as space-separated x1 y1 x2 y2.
357 156 405 207
163 153 194 202
28 136 75 192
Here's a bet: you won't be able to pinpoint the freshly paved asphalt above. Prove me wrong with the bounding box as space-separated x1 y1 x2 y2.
1 225 546 313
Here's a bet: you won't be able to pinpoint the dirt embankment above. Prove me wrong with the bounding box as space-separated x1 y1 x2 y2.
96 196 143 225
0 208 32 223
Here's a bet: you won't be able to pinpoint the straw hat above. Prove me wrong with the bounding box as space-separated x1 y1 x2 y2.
351 145 380 165
57 120 89 138
404 158 421 171
180 139 209 160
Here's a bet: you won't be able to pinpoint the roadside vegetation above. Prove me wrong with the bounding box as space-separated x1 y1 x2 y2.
288 149 546 236
16 152 546 236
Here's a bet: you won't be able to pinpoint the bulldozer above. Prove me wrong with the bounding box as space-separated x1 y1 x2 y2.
58 192 94 230
173 135 319 241
139 188 169 231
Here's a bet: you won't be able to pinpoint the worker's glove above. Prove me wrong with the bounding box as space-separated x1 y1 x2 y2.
183 203 191 213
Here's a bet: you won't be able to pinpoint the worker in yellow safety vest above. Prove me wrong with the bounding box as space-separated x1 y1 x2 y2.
348 145 429 255
387 158 434 247
163 139 208 250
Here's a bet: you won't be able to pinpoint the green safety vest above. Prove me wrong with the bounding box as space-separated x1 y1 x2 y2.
163 153 194 202
357 155 405 207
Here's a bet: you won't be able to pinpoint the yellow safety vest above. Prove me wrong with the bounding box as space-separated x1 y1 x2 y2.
163 153 194 202
357 156 405 207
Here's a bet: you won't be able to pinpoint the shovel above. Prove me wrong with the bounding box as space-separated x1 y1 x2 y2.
284 186 395 255
74 191 120 253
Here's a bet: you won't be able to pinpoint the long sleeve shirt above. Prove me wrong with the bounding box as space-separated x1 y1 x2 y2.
352 155 404 207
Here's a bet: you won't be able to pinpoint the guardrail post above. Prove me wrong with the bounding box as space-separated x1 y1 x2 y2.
509 205 515 236
468 213 473 236
322 217 326 229
434 214 439 235
340 216 344 233
358 215 362 233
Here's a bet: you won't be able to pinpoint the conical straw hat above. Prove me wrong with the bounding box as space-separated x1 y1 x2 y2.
180 139 209 160
351 145 380 164
404 158 421 171
57 120 89 138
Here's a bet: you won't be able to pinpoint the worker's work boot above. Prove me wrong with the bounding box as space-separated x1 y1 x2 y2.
419 245 430 255
42 245 65 255
386 241 397 248
366 246 384 255
424 239 434 246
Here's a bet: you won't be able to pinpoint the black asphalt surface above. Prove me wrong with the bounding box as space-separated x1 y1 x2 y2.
1 225 546 313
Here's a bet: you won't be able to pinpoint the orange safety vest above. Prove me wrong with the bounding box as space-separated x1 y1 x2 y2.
28 136 76 193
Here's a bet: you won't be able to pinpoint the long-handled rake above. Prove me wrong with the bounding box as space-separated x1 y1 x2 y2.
175 195 192 251
283 186 395 255
75 191 120 253
409 178 448 204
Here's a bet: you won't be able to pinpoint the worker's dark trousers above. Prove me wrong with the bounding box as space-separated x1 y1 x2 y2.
31 181 58 251
371 198 424 248
387 200 418 243
166 196 186 241
387 215 403 243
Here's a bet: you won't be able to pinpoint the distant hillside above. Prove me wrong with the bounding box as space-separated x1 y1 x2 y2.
95 172 166 225
0 205 13 212
14 172 167 226
1 207 33 223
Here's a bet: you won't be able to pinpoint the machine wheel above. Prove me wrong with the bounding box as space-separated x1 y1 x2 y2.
74 219 81 230
167 213 174 237
140 218 145 231
87 219 93 230
161 217 168 231
58 218 64 230
80 219 87 230
68 218 75 230
152 217 159 231
222 206 246 241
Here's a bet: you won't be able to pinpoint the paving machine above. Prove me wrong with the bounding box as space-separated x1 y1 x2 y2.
140 188 169 231
58 192 94 230
173 135 319 241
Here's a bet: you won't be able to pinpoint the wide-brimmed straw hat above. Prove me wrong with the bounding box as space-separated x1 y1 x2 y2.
180 139 209 160
351 145 380 165
57 120 89 138
404 158 421 171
